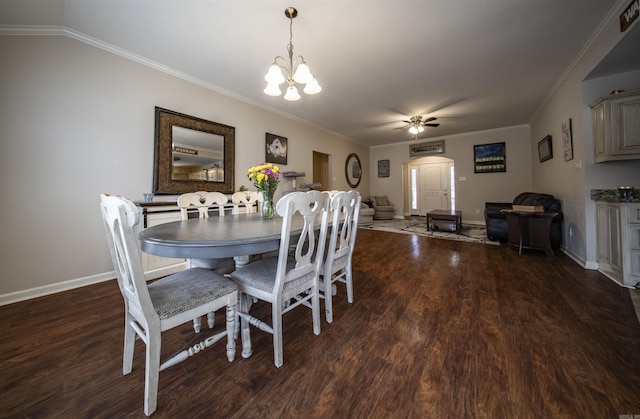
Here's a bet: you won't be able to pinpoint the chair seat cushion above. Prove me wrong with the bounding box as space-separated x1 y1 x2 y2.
231 257 311 294
148 268 237 319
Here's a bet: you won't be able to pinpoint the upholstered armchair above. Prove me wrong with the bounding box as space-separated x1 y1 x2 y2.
371 195 395 220
358 203 374 226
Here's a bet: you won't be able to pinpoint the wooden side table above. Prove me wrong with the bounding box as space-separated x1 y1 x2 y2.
427 210 462 234
501 209 558 256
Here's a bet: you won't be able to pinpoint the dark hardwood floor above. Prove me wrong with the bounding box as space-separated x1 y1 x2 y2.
2 229 640 418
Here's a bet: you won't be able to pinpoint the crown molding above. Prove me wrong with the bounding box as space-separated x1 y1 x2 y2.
0 24 64 35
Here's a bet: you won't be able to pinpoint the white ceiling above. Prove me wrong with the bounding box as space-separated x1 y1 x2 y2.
2 0 637 147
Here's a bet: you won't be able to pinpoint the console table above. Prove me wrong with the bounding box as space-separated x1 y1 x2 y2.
427 210 462 234
501 209 558 256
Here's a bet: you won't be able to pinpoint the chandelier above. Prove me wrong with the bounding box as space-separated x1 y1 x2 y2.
263 7 321 101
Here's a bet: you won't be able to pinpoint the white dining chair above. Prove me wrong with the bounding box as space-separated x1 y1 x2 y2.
320 190 361 323
230 190 331 367
100 194 237 416
177 191 236 333
231 191 263 215
178 191 228 218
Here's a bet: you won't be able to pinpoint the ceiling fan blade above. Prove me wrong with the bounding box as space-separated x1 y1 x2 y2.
393 126 408 130
425 123 440 127
423 117 437 123
401 120 412 124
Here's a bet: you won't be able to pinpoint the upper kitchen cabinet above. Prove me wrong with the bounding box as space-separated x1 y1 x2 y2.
591 89 640 163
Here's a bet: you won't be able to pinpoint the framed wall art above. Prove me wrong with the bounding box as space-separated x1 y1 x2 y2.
473 142 506 173
265 133 287 165
409 140 445 157
562 118 573 161
538 135 553 163
378 159 390 177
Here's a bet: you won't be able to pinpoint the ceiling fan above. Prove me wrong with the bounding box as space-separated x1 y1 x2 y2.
394 116 440 135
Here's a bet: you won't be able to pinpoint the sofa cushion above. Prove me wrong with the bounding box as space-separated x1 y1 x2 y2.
374 196 389 206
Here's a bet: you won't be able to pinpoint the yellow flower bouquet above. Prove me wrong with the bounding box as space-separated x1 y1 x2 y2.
247 163 280 218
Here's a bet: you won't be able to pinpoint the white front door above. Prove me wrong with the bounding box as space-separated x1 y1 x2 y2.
409 162 451 216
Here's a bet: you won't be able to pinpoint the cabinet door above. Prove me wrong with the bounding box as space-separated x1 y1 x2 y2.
591 102 607 161
596 203 623 280
607 205 623 273
610 95 640 156
596 203 610 263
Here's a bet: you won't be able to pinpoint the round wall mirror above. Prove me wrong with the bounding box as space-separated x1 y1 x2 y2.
345 153 362 188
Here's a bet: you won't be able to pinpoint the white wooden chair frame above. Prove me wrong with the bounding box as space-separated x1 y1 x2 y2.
230 190 330 367
321 190 361 323
101 194 237 416
231 191 263 215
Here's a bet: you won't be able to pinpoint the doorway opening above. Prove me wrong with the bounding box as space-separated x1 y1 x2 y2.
313 151 330 191
405 157 455 217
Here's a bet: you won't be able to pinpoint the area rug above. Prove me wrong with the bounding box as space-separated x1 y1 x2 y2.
359 218 500 245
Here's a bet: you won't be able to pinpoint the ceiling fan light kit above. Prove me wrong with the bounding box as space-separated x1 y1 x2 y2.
396 115 440 136
264 7 321 101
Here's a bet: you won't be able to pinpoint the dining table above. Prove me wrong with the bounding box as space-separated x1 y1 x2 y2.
139 212 300 265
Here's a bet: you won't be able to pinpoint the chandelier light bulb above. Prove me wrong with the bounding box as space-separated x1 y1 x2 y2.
293 62 313 84
284 85 301 101
418 126 425 133
265 64 285 84
264 82 282 96
303 78 321 94
409 126 419 135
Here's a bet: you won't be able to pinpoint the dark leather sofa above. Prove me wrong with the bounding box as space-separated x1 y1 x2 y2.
484 192 563 247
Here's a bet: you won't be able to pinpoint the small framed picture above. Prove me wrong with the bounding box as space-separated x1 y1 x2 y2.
562 119 573 161
265 133 287 165
538 135 553 163
378 159 390 177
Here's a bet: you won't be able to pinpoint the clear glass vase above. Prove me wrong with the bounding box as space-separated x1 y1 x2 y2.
261 189 275 219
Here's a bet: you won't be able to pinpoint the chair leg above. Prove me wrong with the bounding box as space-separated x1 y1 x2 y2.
312 284 321 336
324 275 334 323
144 329 162 416
239 294 253 359
225 304 236 362
346 265 354 303
123 315 136 375
272 303 284 368
193 316 201 333
207 312 215 329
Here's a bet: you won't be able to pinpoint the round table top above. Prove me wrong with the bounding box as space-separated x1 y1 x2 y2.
139 213 292 259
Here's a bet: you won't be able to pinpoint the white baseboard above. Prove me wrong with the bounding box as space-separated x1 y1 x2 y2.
0 272 115 307
0 263 187 307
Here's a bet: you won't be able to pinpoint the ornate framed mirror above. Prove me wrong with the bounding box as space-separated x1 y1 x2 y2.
153 107 235 194
345 153 362 188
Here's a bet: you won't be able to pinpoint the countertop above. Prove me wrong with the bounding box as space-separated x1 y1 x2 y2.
590 189 639 203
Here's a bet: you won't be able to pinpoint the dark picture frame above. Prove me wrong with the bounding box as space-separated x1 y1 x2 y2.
265 133 287 165
538 135 553 163
378 159 390 177
474 142 506 173
562 119 573 161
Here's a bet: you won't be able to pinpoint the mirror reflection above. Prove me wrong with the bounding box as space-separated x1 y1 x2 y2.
345 153 362 188
171 126 224 182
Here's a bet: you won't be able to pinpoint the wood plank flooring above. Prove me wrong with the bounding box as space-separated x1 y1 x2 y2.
1 228 640 418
